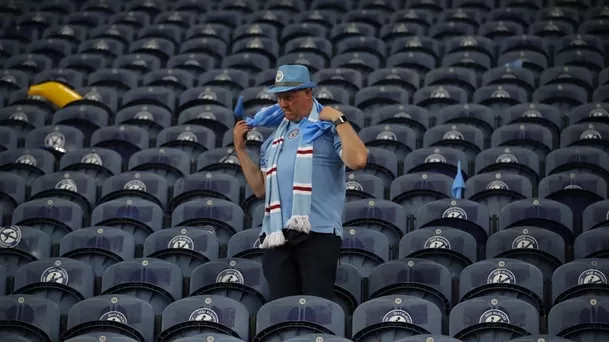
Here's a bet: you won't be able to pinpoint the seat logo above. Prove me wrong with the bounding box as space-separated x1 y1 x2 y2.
100 311 128 324
44 132 66 150
424 236 451 249
479 309 510 323
486 181 509 190
15 154 36 166
40 266 69 285
578 269 607 285
442 207 467 219
124 180 147 191
0 225 21 248
346 181 363 191
216 269 244 284
487 268 516 284
81 153 103 165
512 235 538 249
55 179 78 192
382 309 412 323
189 308 219 322
168 235 194 250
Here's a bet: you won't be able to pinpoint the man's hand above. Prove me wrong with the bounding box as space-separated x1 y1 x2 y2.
319 106 343 122
232 120 251 152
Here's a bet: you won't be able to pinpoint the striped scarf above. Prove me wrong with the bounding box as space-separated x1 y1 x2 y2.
248 99 329 248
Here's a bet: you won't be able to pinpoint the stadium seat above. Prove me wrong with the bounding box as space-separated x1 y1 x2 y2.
404 147 469 179
352 295 443 340
143 228 219 277
62 294 155 342
551 259 609 305
0 295 61 342
0 105 47 140
29 171 97 214
399 227 476 279
189 258 268 314
91 198 164 246
459 258 545 313
227 228 264 263
12 198 84 245
157 295 250 341
100 171 170 210
100 258 183 315
171 198 245 245
333 263 362 316
449 298 540 341
254 295 345 341
390 173 453 215
416 198 491 246
368 258 453 315
60 227 137 278
59 148 123 186
12 257 94 315
548 296 609 341
465 172 533 217
343 199 407 246
486 227 566 282
0 172 26 215
0 225 52 279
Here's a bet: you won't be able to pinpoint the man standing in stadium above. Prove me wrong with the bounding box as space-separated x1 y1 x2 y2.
232 64 368 301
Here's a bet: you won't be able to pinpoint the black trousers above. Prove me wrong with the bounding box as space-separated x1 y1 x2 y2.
261 231 342 301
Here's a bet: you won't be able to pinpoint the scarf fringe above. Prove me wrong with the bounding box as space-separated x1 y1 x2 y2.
260 230 286 248
285 215 311 233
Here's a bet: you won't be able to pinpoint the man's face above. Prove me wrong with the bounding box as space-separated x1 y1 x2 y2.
276 89 310 122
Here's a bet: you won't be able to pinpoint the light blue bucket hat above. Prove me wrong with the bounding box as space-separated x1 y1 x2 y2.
266 64 318 94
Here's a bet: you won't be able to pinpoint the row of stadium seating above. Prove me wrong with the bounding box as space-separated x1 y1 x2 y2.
4 66 609 101
0 254 607 341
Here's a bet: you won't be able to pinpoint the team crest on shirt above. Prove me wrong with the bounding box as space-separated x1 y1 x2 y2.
288 128 300 139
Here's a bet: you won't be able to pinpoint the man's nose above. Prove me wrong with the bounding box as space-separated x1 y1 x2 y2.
278 98 289 108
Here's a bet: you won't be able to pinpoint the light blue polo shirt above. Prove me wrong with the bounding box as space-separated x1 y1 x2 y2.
259 120 345 237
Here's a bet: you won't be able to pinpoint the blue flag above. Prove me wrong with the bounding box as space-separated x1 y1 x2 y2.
234 95 244 119
451 160 465 199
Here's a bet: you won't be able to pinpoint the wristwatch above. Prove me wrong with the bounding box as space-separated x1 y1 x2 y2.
332 115 349 127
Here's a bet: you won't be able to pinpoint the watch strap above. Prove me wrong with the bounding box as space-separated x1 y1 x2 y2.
332 115 348 127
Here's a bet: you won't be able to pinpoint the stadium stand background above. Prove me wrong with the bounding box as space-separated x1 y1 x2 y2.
1 0 609 341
